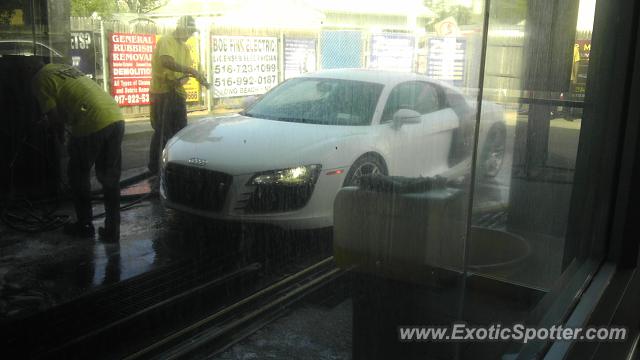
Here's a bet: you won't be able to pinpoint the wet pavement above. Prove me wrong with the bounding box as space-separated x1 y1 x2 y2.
0 117 572 317
215 300 353 360
0 112 582 358
0 114 334 322
0 173 336 323
1 193 168 319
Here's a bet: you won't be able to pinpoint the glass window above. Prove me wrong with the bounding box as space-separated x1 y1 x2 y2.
381 81 442 121
0 41 23 55
246 77 384 125
4 0 637 359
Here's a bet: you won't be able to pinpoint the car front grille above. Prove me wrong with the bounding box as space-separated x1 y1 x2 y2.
164 162 232 212
239 183 316 214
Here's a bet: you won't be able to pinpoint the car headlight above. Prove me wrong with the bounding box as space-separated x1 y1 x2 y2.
248 165 321 186
161 147 168 168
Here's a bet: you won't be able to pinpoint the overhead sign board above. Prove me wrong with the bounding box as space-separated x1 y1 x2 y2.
284 37 317 80
427 37 466 86
369 33 415 72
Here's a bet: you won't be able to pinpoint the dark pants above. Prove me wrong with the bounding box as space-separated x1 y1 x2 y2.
148 92 187 174
67 121 124 231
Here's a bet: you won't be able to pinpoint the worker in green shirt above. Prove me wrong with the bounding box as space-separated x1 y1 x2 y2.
31 61 124 242
148 15 209 177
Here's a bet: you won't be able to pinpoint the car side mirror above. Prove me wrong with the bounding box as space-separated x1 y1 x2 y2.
392 109 421 129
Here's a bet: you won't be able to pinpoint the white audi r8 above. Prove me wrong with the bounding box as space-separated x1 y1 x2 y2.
160 69 506 229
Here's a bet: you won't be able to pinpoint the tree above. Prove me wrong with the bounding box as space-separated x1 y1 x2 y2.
71 0 117 17
122 0 170 14
70 0 169 17
491 0 527 25
424 0 476 26
0 0 23 25
424 0 527 27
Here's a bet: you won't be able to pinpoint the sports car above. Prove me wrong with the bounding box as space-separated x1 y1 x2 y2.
160 69 506 229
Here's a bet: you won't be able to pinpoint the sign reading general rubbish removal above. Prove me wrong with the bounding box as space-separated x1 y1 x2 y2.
110 33 155 106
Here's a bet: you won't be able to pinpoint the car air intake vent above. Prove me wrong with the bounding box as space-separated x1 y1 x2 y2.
243 183 315 214
164 163 232 212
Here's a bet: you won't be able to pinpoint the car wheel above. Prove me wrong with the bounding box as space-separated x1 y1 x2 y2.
343 154 387 187
480 125 506 178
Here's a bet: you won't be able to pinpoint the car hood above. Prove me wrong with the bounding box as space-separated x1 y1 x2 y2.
168 114 367 175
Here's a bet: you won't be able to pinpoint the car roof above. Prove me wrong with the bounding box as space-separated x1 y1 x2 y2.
0 40 63 56
0 40 55 46
298 68 458 90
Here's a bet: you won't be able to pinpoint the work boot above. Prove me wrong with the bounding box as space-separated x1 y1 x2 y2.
98 227 120 243
63 222 95 238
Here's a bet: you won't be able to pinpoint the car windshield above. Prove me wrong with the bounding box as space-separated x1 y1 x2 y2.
245 77 384 126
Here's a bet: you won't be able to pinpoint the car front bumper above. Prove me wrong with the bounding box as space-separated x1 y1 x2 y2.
160 165 346 230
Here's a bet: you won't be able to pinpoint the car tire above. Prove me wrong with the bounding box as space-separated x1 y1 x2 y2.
343 154 387 187
479 125 506 178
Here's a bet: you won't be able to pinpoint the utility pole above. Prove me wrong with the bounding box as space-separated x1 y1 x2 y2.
519 0 580 175
507 0 580 237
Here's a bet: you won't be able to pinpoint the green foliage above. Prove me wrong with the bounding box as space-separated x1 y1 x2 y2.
123 0 170 13
70 0 169 17
424 0 527 27
0 0 23 25
71 0 117 17
491 0 527 25
424 0 477 26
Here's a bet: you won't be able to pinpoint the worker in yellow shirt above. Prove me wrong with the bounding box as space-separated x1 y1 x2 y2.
148 15 209 176
31 61 124 242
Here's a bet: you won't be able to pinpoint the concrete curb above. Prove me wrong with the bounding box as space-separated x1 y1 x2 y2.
123 109 240 136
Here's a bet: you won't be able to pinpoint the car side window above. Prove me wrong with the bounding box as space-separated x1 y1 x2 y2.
0 42 22 55
444 88 472 119
415 83 440 115
381 81 442 122
19 42 35 56
34 44 50 56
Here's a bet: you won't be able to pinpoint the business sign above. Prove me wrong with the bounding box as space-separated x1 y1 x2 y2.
284 37 316 80
70 31 96 79
110 33 155 106
369 33 415 72
427 37 466 86
211 35 278 98
183 36 201 102
572 40 591 99
434 17 461 36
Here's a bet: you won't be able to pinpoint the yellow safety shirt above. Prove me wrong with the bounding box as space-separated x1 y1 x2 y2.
32 63 123 137
150 34 192 98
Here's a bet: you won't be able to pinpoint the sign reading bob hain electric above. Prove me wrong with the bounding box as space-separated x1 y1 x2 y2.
110 33 155 106
211 36 278 98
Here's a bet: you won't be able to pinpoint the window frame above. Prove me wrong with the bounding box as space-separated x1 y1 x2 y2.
379 81 445 123
506 0 640 357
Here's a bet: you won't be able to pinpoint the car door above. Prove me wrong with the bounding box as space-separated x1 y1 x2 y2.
375 81 423 176
376 81 458 177
415 84 460 177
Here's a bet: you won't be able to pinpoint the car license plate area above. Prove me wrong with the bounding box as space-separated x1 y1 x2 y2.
165 163 232 212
